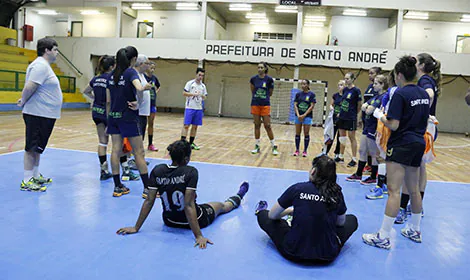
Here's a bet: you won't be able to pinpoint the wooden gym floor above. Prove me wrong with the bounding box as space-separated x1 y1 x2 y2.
1 109 469 183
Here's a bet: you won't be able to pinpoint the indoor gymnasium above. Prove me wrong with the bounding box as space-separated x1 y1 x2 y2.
1 0 470 279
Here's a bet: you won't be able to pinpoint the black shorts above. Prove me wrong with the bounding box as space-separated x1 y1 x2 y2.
93 117 107 126
23 113 56 154
163 204 216 229
386 142 425 167
337 119 357 131
107 118 142 138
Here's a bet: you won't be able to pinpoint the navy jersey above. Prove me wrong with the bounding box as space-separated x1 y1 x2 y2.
89 72 111 120
144 74 161 107
339 87 362 121
295 91 316 118
332 92 343 122
250 75 274 106
363 83 377 103
107 68 140 121
149 164 201 225
418 74 438 116
363 93 385 139
278 181 347 261
387 85 430 148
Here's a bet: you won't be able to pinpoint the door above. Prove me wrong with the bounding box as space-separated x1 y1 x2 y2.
71 21 83 37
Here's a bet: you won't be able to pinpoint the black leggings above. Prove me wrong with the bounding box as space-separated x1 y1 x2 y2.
139 116 147 140
326 125 341 155
257 210 358 263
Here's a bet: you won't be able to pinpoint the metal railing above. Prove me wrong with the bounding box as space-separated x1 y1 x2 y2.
58 49 83 76
0 69 76 93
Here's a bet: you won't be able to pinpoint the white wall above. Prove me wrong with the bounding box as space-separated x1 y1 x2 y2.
330 16 396 49
121 10 201 39
24 10 58 49
402 20 470 53
70 14 117 38
225 23 297 42
206 17 227 40
302 26 330 45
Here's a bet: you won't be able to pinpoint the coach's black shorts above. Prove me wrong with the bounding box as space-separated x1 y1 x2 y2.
386 142 425 167
23 113 56 154
336 119 357 131
163 203 216 229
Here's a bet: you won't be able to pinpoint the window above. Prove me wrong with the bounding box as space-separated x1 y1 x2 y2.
254 32 293 41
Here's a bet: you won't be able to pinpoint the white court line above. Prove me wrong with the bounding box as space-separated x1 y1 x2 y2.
435 144 470 149
44 147 470 185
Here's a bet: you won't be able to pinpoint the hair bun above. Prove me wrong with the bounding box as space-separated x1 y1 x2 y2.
406 56 417 66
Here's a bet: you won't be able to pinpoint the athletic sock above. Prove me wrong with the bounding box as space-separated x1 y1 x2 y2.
367 156 372 167
226 195 242 208
32 166 39 178
112 174 121 188
140 173 150 189
378 215 395 239
410 213 422 231
356 160 366 176
352 157 358 162
400 194 410 209
99 155 107 165
270 139 276 147
148 135 153 146
339 153 344 159
304 135 310 152
371 165 378 179
190 136 195 145
255 139 260 145
420 192 425 200
377 175 386 188
24 170 34 182
295 135 300 151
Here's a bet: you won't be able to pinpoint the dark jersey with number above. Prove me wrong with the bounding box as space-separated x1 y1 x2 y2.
149 164 202 225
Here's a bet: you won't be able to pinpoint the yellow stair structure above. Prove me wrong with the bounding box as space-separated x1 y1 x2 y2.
0 27 87 109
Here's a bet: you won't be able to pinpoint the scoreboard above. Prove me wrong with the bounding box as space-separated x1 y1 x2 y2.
279 0 321 6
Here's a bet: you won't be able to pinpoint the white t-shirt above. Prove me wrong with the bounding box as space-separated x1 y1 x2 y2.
137 72 151 116
22 57 63 119
184 79 207 110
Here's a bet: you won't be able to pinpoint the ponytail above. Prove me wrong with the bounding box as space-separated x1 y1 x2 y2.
432 60 442 96
311 155 343 212
418 53 442 96
97 55 115 75
113 46 138 85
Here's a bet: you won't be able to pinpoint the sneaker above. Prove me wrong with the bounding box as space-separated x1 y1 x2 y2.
113 184 130 197
334 154 339 160
360 177 377 185
302 151 307 157
148 144 158 152
362 232 391 250
142 187 149 199
293 150 300 156
395 208 408 224
272 145 279 156
401 226 422 243
255 200 268 215
122 170 140 181
334 157 344 163
237 181 249 199
346 174 362 182
128 159 138 170
33 174 52 185
191 143 200 150
251 144 260 154
366 187 384 200
363 166 372 175
20 178 47 192
100 170 113 181
383 184 388 194
347 160 357 168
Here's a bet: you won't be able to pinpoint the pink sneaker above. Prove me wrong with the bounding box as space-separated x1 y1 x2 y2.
293 150 300 156
148 144 159 152
346 174 362 182
302 151 307 157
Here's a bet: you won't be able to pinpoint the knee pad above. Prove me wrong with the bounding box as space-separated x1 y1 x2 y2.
226 196 241 208
99 142 108 147
339 136 348 145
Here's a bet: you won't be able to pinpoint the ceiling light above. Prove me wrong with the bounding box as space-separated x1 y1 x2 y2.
176 3 199 10
246 12 266 19
343 9 367 17
250 19 269 25
131 3 152 10
229 4 252 11
37 10 58 15
461 14 470 22
80 10 103 15
304 15 326 22
275 6 298 13
404 11 429 20
304 22 324 27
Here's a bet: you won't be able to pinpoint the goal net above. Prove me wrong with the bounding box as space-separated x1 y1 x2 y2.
270 79 328 126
